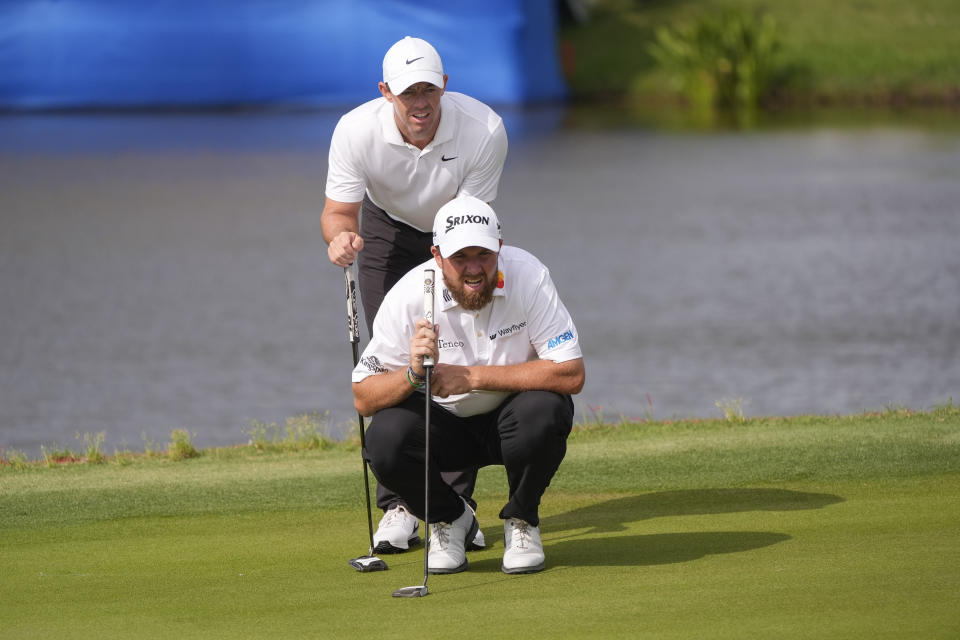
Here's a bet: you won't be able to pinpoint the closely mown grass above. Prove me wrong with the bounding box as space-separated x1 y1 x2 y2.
2 403 956 527
2 403 957 639
564 404 960 494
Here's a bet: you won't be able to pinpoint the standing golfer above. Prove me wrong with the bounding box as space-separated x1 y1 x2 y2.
322 36 507 554
353 196 585 574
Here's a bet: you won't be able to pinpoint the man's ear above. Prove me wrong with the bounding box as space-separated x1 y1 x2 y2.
378 82 393 101
431 246 443 266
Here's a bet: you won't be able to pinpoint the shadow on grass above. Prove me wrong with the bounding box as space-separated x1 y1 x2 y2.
466 488 842 569
548 530 791 567
540 488 844 535
468 530 791 570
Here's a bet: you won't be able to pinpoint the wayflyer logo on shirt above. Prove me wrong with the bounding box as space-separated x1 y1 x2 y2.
489 320 527 341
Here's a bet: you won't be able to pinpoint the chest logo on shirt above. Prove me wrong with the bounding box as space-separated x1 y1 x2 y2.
360 355 387 373
489 320 527 341
438 338 465 350
441 155 458 162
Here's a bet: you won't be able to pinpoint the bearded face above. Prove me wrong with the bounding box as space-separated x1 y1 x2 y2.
438 247 499 311
444 268 497 310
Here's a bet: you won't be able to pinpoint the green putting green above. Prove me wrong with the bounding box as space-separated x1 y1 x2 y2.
2 407 958 638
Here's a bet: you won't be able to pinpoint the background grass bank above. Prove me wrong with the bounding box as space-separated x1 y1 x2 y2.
562 0 960 105
2 406 958 638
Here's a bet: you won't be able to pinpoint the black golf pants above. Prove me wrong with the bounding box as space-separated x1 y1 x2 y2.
363 390 575 527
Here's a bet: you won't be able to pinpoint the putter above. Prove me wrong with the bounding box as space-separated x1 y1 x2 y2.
392 268 435 598
344 266 388 573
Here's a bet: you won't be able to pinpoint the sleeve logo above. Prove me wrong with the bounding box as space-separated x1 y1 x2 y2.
546 330 575 350
360 355 387 373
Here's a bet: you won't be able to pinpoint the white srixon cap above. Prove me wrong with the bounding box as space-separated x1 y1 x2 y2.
382 36 444 95
433 196 502 258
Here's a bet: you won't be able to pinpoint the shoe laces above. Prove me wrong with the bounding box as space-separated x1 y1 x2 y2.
431 521 453 550
510 519 532 550
383 506 410 526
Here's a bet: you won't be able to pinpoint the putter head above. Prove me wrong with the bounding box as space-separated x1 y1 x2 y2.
349 555 388 573
392 585 428 598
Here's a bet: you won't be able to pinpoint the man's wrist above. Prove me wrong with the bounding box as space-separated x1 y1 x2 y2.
406 366 426 389
407 365 426 381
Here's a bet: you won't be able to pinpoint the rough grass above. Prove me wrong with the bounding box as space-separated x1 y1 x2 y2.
2 406 958 638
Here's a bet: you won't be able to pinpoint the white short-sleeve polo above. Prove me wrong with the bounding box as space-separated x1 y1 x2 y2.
352 246 582 417
325 91 508 232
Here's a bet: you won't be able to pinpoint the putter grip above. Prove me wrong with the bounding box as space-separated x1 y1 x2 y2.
345 267 359 344
423 269 435 367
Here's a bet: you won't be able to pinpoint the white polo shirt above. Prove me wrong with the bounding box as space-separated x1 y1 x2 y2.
352 246 582 417
325 91 508 232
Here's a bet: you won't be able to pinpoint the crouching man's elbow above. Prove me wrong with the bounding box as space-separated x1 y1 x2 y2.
353 398 372 418
560 358 586 395
352 382 375 418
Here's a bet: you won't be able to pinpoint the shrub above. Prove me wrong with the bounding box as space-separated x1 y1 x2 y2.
41 444 80 466
716 397 747 424
168 429 200 461
1 448 30 471
78 431 107 464
246 413 333 453
649 10 785 111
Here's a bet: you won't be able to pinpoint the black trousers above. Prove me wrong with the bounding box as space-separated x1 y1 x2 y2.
357 197 479 512
363 391 574 527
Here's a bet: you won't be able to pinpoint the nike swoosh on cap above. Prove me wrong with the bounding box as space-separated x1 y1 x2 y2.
406 57 424 65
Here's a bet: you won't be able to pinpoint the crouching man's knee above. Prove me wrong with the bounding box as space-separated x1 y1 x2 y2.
499 391 574 447
363 405 423 480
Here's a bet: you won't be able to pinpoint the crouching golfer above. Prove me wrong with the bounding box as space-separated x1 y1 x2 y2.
352 196 585 574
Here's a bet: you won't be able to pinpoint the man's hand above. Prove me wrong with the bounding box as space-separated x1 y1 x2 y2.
430 363 474 398
321 198 363 267
327 231 364 267
429 358 586 399
409 318 438 377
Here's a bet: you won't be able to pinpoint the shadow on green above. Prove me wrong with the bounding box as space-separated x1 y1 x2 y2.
478 488 841 571
542 488 844 534
467 531 792 572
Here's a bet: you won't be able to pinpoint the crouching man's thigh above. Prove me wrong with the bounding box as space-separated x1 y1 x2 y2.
363 396 424 474
495 391 574 448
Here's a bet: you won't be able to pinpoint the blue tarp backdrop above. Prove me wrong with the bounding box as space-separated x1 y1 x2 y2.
0 1 568 109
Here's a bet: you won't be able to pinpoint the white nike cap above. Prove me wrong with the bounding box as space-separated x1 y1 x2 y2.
382 36 445 95
433 196 502 258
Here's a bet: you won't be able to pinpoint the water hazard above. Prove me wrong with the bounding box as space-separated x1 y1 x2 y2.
2 108 958 455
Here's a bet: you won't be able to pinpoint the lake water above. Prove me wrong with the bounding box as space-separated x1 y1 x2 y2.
2 107 958 456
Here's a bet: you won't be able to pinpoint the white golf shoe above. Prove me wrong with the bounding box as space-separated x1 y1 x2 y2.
502 518 545 574
465 503 486 551
427 499 479 574
372 505 420 554
467 527 486 551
